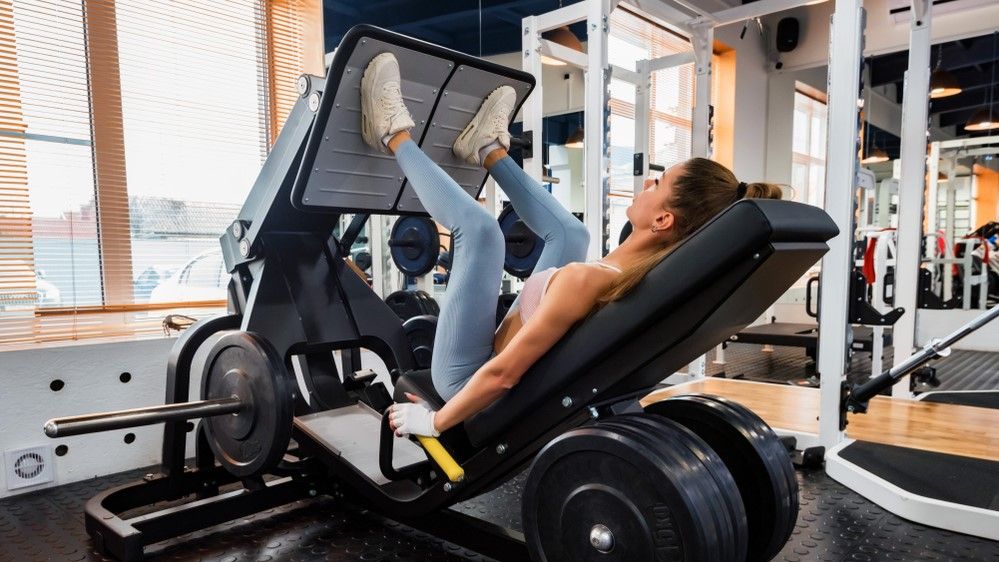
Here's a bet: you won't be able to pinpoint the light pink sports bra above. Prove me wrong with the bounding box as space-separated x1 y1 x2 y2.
513 260 623 324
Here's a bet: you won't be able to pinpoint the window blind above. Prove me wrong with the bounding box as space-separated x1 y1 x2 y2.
607 7 696 195
0 0 322 349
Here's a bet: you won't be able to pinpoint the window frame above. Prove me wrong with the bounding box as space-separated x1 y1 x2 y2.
3 0 323 348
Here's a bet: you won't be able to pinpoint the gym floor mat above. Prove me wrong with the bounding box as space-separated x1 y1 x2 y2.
837 441 999 511
2 462 997 561
714 343 999 390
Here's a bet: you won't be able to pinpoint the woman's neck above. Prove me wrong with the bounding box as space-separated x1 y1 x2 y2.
605 232 667 269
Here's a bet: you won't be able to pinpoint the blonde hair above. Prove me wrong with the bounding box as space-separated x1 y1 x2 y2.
598 158 783 305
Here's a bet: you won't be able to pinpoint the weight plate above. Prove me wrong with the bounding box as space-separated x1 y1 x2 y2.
201 331 295 478
389 216 440 277
599 415 748 562
645 394 799 562
402 315 437 369
498 205 544 279
385 290 426 322
522 417 741 562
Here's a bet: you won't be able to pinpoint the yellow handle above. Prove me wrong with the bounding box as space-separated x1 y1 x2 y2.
417 435 465 482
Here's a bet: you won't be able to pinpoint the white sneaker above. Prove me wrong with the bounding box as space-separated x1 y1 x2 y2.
453 85 516 166
361 52 415 153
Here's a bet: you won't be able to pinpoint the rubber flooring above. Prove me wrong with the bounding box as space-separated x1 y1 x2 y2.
2 462 998 561
709 342 999 392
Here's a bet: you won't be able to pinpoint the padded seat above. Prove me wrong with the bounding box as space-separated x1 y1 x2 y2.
393 369 445 410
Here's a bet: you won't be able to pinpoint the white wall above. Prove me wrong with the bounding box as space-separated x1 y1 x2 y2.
0 338 188 497
485 51 586 120
765 66 827 186
764 0 999 71
716 22 772 183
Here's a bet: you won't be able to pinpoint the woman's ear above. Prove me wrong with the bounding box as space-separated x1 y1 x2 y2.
653 210 674 232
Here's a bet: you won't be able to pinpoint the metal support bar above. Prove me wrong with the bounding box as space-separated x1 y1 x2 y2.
690 23 714 158
817 0 865 449
45 397 243 438
633 59 651 194
849 304 999 411
625 0 695 33
536 1 589 32
648 51 695 72
890 0 931 399
584 0 611 258
540 38 588 68
703 0 830 28
522 15 544 183
939 135 999 149
941 146 999 158
610 64 641 85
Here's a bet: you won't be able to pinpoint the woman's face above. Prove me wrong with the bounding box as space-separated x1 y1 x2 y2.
626 163 682 233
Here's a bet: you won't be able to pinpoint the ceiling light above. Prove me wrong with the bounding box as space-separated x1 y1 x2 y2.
565 127 584 148
964 107 999 131
540 26 583 66
928 69 961 98
860 147 889 164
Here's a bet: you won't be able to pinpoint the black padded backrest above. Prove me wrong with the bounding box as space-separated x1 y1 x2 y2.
463 199 837 445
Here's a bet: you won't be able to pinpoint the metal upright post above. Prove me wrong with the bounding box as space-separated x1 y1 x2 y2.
817 0 865 449
890 0 931 398
690 23 714 159
522 16 544 182
584 0 611 258
633 59 651 195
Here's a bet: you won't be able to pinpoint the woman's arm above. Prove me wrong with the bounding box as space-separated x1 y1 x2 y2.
429 263 612 433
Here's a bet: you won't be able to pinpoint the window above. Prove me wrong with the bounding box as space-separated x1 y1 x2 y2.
0 0 321 348
791 88 827 208
606 8 698 250
609 8 696 196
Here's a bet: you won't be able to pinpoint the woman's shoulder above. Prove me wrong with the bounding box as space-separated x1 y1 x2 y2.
551 262 618 291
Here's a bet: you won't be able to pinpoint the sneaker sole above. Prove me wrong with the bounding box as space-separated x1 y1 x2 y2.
453 86 514 164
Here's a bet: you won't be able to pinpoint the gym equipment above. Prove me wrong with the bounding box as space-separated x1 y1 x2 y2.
844 303 999 418
496 292 518 326
41 26 837 562
731 269 901 369
522 414 748 562
402 315 436 369
822 304 999 540
389 216 441 277
498 204 545 279
619 221 633 245
646 395 797 562
385 289 439 321
45 331 295 479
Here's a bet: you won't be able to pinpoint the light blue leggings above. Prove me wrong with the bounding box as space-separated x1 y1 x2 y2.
394 140 589 400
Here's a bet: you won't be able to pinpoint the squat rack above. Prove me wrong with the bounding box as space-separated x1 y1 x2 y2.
520 0 831 378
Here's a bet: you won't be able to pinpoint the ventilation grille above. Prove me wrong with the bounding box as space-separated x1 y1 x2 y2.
5 446 54 491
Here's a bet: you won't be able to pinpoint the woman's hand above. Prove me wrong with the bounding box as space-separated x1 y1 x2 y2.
388 392 440 437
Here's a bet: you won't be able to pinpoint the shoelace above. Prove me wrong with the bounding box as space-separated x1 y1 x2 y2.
379 82 408 119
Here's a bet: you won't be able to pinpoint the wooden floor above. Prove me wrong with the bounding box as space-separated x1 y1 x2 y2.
642 378 999 462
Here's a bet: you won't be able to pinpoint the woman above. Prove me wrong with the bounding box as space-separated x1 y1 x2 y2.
360 52 782 438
